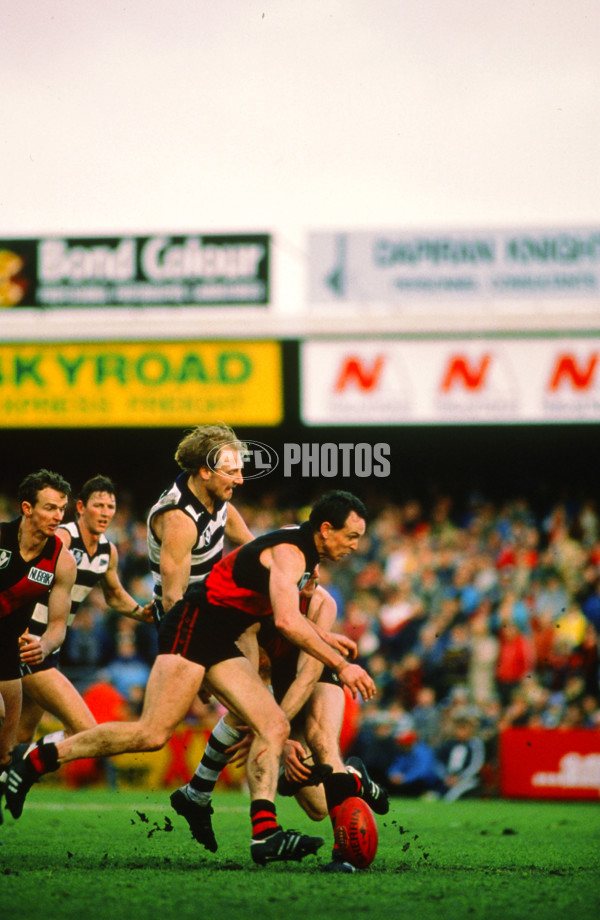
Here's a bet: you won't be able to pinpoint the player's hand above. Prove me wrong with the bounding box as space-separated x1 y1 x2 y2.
311 621 358 659
282 740 312 783
336 662 376 701
139 603 155 624
326 632 358 660
18 629 45 665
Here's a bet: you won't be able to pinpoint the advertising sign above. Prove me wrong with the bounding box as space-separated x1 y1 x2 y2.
0 341 282 427
499 728 600 800
308 227 600 303
301 337 600 424
0 234 270 307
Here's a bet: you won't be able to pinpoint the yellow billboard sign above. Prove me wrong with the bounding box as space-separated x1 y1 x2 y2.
0 340 282 427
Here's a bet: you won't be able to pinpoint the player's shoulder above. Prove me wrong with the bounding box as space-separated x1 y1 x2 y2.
57 541 78 575
57 522 77 546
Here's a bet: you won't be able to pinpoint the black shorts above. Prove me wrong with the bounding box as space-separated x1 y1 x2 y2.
158 592 258 671
270 652 341 704
20 650 60 678
0 608 33 681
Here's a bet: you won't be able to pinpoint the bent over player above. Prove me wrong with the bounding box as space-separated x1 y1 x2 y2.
6 490 376 868
259 571 389 872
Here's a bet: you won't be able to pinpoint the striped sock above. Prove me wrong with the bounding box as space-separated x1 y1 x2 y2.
27 730 66 757
29 742 59 775
187 716 244 805
250 799 280 840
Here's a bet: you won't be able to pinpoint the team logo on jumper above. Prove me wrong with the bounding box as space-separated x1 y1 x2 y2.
71 548 84 565
28 567 54 586
0 548 12 569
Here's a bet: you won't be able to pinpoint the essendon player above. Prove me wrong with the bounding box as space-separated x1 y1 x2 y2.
7 490 376 868
0 470 76 812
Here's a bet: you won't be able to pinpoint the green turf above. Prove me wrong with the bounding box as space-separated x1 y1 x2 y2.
1 786 599 920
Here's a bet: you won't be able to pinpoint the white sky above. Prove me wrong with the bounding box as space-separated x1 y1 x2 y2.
2 0 599 312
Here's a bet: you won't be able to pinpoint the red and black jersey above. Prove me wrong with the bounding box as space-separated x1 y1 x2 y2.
259 590 311 662
0 518 63 622
204 521 319 617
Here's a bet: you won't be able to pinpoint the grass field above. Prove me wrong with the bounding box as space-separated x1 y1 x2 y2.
1 786 599 920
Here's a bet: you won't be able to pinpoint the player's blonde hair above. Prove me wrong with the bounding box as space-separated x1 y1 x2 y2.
174 423 245 474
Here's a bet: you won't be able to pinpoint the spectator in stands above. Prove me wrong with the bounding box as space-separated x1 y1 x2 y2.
410 685 443 747
467 606 499 706
495 621 535 706
531 570 570 622
435 711 486 801
105 620 151 704
59 593 113 692
579 572 600 632
387 730 445 798
436 621 472 703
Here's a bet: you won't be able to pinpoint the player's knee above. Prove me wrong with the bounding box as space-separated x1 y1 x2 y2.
264 711 289 747
65 715 97 736
135 722 171 752
300 801 328 822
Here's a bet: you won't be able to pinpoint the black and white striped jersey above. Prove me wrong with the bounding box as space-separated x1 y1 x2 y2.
147 472 228 606
28 521 111 638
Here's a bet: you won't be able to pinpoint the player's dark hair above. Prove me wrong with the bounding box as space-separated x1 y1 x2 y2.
79 475 117 505
18 469 71 508
175 422 245 474
309 490 368 531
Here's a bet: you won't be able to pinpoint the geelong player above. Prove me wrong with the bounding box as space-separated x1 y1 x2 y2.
146 424 254 849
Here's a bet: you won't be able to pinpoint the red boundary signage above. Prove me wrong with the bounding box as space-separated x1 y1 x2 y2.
499 727 600 800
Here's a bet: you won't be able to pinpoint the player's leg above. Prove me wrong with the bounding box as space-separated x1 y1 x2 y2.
170 700 242 852
289 682 358 872
15 693 45 746
0 679 22 767
20 669 96 740
292 682 347 821
0 679 23 824
207 656 324 865
170 626 260 851
187 625 260 793
305 681 388 873
5 654 205 819
207 656 288 800
304 682 347 773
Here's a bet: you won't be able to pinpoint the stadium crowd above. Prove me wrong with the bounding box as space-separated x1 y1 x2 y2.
2 483 599 799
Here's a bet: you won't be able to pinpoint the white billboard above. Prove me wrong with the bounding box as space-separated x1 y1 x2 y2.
308 228 600 305
301 337 600 424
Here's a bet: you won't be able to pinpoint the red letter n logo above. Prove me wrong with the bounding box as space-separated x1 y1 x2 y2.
335 356 385 392
441 354 491 392
549 354 598 391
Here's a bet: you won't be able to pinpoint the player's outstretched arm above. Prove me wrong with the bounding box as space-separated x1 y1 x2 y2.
100 544 151 621
266 547 375 702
